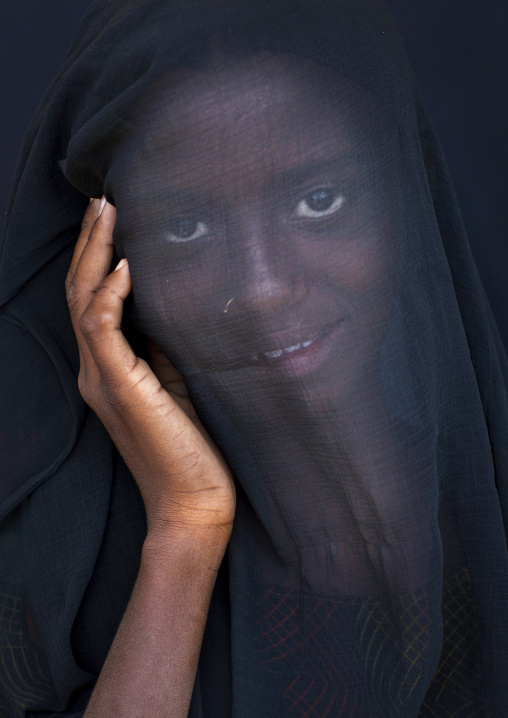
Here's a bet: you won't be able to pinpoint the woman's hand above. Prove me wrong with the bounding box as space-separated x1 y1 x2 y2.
67 198 235 717
65 197 235 548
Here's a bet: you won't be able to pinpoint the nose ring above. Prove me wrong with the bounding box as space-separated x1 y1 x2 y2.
224 297 235 314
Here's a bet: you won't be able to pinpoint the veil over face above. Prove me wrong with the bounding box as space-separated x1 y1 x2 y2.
111 53 421 597
1 0 508 716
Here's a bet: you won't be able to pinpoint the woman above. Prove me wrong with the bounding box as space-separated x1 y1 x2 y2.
1 0 508 715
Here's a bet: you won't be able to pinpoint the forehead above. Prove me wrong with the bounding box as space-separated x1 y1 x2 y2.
127 55 364 181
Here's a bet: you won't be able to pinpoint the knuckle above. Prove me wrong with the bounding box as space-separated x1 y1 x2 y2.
79 307 115 338
65 277 79 306
78 370 114 416
101 283 122 300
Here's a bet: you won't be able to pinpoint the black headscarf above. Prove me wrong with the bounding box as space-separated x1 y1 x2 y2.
1 0 508 715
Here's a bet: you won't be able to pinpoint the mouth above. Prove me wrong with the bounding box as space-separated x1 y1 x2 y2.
255 330 327 364
204 319 347 376
236 319 347 376
261 336 319 360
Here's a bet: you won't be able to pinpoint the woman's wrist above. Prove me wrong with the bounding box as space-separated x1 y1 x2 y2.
84 517 229 718
142 521 232 575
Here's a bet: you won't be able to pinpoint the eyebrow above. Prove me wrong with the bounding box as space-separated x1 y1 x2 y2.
282 152 365 176
141 153 365 209
268 153 365 187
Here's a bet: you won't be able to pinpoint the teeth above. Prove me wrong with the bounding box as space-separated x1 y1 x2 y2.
263 336 318 359
264 348 285 358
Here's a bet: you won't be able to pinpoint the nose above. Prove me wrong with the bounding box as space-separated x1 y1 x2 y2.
230 217 307 315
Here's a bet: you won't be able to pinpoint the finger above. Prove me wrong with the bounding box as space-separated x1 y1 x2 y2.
147 340 185 386
66 197 106 290
67 200 117 340
67 198 111 375
148 341 190 402
79 258 138 381
72 199 117 297
147 340 199 420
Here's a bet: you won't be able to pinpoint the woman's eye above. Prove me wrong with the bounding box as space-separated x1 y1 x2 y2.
165 216 209 243
294 188 346 219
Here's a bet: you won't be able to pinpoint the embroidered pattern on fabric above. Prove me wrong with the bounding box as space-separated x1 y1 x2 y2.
420 569 488 717
0 593 53 717
252 570 489 717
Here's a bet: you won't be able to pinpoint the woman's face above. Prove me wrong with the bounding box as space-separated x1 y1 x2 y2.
112 54 394 409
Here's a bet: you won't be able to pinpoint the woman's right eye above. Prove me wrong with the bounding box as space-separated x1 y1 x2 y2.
165 216 209 243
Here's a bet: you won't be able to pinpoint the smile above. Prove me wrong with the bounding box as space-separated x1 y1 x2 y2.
246 320 346 376
210 320 347 375
262 336 318 359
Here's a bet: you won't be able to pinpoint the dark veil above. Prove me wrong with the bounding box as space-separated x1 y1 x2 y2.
1 0 508 715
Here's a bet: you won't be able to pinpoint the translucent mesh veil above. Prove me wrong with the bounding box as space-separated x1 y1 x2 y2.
1 0 508 715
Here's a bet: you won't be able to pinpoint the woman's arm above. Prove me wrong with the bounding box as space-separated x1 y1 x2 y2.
66 197 235 717
84 528 227 717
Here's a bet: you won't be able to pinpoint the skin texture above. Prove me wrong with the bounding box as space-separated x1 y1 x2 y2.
66 198 235 717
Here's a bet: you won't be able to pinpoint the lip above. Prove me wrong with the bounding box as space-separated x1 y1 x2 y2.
213 319 347 376
253 320 346 377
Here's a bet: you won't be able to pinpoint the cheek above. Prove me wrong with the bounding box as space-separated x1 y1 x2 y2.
305 230 389 298
336 243 384 290
306 226 394 355
126 246 225 337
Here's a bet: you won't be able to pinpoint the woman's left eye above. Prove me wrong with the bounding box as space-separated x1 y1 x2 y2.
293 188 346 219
165 216 209 243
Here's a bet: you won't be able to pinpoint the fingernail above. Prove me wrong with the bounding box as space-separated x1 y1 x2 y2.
114 258 127 271
98 196 107 216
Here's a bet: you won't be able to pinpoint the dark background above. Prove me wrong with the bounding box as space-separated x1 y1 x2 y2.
1 0 507 345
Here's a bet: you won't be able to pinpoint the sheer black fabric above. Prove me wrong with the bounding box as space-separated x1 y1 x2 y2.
1 0 508 716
